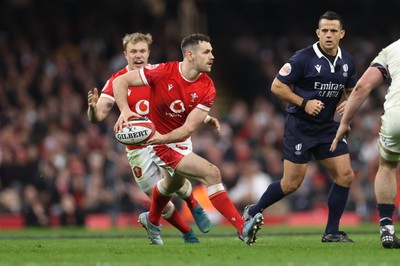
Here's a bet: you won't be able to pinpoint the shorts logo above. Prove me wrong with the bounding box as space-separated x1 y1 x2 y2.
133 166 142 178
295 143 302 155
279 63 292 76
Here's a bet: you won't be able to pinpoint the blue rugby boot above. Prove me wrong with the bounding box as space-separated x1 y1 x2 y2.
190 201 211 233
138 212 164 245
240 212 264 245
183 229 200 244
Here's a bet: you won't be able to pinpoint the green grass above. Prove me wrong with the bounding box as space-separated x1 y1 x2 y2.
0 224 397 266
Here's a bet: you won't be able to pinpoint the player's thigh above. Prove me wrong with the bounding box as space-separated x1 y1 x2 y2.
380 108 400 157
175 152 220 185
281 160 308 192
320 153 353 186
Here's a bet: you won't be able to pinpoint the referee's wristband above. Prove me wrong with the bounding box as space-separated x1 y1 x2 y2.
300 99 308 109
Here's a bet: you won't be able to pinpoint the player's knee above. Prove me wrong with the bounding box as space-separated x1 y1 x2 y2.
281 179 301 194
336 169 354 187
204 164 221 186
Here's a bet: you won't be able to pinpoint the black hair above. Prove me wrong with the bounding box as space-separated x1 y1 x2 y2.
180 33 211 54
319 11 344 29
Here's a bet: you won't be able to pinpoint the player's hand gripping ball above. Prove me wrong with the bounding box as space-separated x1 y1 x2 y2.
115 117 156 145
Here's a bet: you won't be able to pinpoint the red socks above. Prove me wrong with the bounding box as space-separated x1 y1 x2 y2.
209 190 245 234
165 208 191 234
183 193 198 209
148 185 172 225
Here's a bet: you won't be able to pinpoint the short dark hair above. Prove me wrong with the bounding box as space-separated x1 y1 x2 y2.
180 33 211 54
319 11 344 29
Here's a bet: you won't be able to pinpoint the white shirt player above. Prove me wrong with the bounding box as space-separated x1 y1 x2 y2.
372 39 400 111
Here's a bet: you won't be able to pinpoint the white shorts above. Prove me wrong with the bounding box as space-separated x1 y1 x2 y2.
378 107 400 161
149 138 193 177
126 146 162 193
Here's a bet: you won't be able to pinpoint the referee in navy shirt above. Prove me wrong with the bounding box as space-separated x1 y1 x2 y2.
243 11 357 243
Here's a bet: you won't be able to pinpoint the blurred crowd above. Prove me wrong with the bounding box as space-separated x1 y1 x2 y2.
0 0 399 227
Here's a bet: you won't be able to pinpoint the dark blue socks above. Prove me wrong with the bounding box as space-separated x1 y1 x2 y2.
325 183 349 234
249 180 285 217
378 204 395 227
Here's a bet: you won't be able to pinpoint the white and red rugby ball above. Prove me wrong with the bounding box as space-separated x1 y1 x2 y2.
115 118 156 145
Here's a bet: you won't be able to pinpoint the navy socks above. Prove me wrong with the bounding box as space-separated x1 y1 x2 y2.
249 181 285 217
378 203 395 227
325 183 349 234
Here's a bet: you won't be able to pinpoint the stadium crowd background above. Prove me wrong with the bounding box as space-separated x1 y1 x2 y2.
0 0 399 227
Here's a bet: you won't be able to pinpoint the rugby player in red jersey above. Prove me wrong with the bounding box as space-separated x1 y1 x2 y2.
88 32 216 244
113 33 264 246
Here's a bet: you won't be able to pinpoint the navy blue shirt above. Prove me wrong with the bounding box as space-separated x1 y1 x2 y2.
276 42 357 123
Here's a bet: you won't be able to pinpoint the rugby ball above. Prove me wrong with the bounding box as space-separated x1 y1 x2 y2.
115 118 156 145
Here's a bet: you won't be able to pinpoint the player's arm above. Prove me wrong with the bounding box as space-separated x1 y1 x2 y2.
113 70 144 130
148 108 207 145
87 88 115 123
271 78 324 116
87 88 99 122
340 66 384 126
330 66 384 151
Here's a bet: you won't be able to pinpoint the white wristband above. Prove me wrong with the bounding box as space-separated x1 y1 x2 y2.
203 115 211 124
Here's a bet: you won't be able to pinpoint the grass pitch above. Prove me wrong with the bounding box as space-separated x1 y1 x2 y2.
0 223 397 266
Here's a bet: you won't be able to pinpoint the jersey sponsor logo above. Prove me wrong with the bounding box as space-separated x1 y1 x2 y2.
135 99 149 115
314 64 322 73
314 82 345 98
279 63 291 76
169 100 185 113
295 143 302 155
145 64 159 70
168 84 174 91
